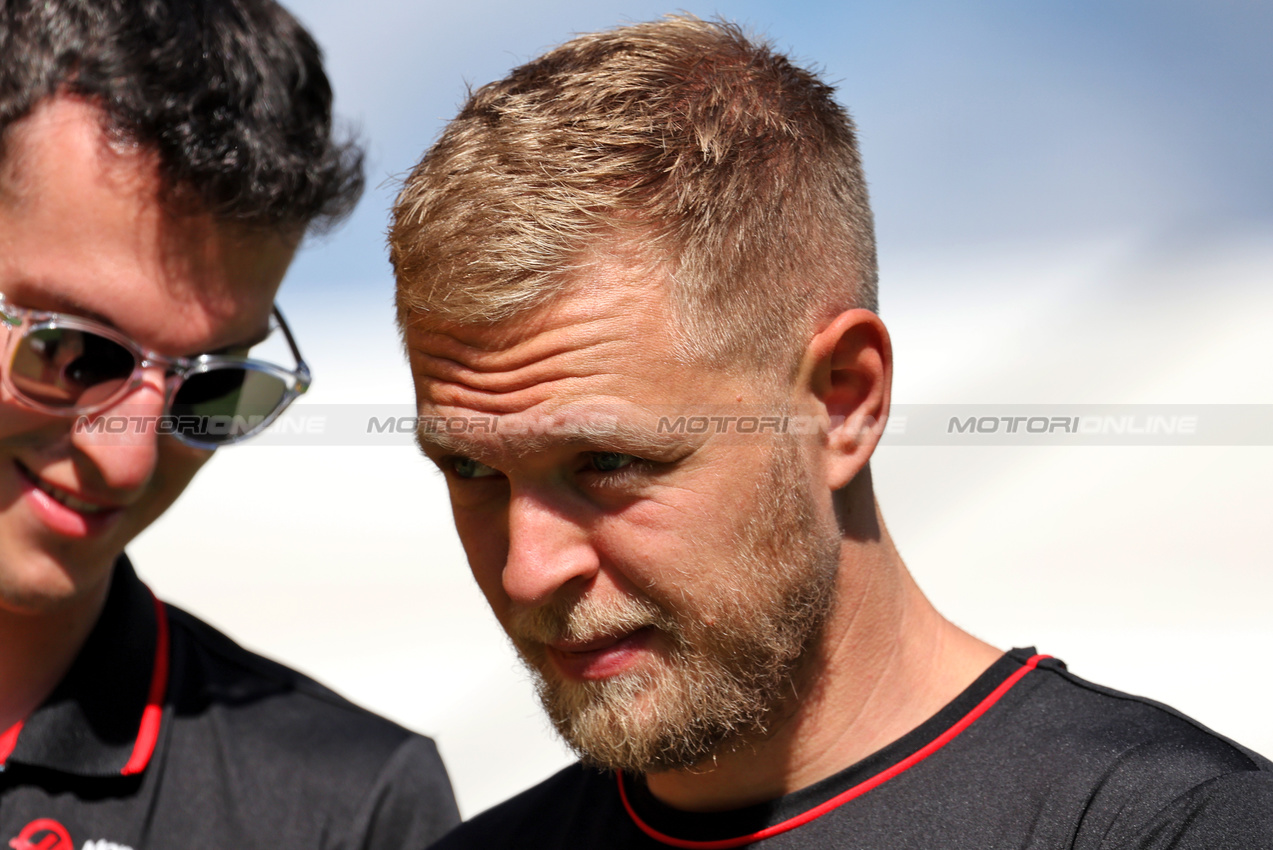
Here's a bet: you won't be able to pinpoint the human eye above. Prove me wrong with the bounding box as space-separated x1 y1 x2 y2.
587 452 637 473
579 452 661 490
449 456 502 479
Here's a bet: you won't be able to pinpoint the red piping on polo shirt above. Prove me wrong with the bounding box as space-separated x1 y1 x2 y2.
121 591 169 776
0 590 170 774
0 719 22 765
618 653 1051 850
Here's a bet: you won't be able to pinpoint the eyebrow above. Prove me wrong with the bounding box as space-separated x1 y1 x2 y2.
415 411 698 460
5 286 273 355
18 290 117 329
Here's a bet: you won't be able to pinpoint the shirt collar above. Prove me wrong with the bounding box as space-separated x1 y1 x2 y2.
0 556 169 778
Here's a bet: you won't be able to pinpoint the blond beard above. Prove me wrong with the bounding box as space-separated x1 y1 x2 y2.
508 436 841 773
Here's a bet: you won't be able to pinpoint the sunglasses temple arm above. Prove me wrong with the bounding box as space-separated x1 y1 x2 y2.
271 305 312 394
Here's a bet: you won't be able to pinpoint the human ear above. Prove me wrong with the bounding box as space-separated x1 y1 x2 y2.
799 308 892 491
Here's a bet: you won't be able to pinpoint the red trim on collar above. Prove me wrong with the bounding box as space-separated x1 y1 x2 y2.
618 653 1051 849
0 719 23 765
120 591 169 776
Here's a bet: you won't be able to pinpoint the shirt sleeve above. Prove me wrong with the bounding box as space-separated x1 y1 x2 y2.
335 734 462 850
1118 770 1273 850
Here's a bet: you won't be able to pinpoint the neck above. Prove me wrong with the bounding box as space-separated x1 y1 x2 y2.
645 487 1000 812
0 574 111 732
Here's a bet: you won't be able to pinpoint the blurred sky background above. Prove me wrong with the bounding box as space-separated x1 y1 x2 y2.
131 0 1272 816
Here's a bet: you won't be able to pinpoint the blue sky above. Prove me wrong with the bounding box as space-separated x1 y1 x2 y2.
282 0 1272 297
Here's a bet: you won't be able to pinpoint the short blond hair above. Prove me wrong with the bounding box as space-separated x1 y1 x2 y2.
391 16 877 371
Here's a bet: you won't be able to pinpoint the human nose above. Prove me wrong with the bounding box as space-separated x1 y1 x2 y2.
69 368 168 493
501 486 600 609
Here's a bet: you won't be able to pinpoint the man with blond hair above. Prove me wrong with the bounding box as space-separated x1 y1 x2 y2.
392 16 1273 849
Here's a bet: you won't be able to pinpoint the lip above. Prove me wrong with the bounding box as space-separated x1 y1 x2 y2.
15 461 124 538
546 626 656 682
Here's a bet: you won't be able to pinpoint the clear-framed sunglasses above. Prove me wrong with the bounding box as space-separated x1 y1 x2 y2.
0 294 311 448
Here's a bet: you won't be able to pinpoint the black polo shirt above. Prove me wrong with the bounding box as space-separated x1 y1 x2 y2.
433 649 1273 849
0 557 460 850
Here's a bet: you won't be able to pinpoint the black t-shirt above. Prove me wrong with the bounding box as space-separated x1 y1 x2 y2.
0 558 460 850
431 648 1273 849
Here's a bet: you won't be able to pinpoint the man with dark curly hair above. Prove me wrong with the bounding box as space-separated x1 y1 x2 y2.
0 2 458 847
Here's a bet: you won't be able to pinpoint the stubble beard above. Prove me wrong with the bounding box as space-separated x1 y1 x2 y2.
508 437 841 774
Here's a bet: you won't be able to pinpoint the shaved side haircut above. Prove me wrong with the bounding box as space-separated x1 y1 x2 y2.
391 16 877 373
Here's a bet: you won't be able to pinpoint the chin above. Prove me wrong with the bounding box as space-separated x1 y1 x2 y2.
0 548 115 615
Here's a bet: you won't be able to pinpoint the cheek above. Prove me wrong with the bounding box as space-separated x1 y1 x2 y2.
144 441 213 511
600 472 754 547
0 328 50 440
589 496 744 596
451 505 510 606
0 397 52 441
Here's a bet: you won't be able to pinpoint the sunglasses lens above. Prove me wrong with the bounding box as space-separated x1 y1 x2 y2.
9 327 136 408
170 367 290 444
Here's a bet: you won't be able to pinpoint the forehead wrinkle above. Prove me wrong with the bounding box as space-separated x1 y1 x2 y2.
408 311 637 398
418 372 625 416
413 308 629 366
411 342 629 397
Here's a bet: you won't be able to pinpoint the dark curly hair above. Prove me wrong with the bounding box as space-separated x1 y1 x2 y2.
0 0 364 231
